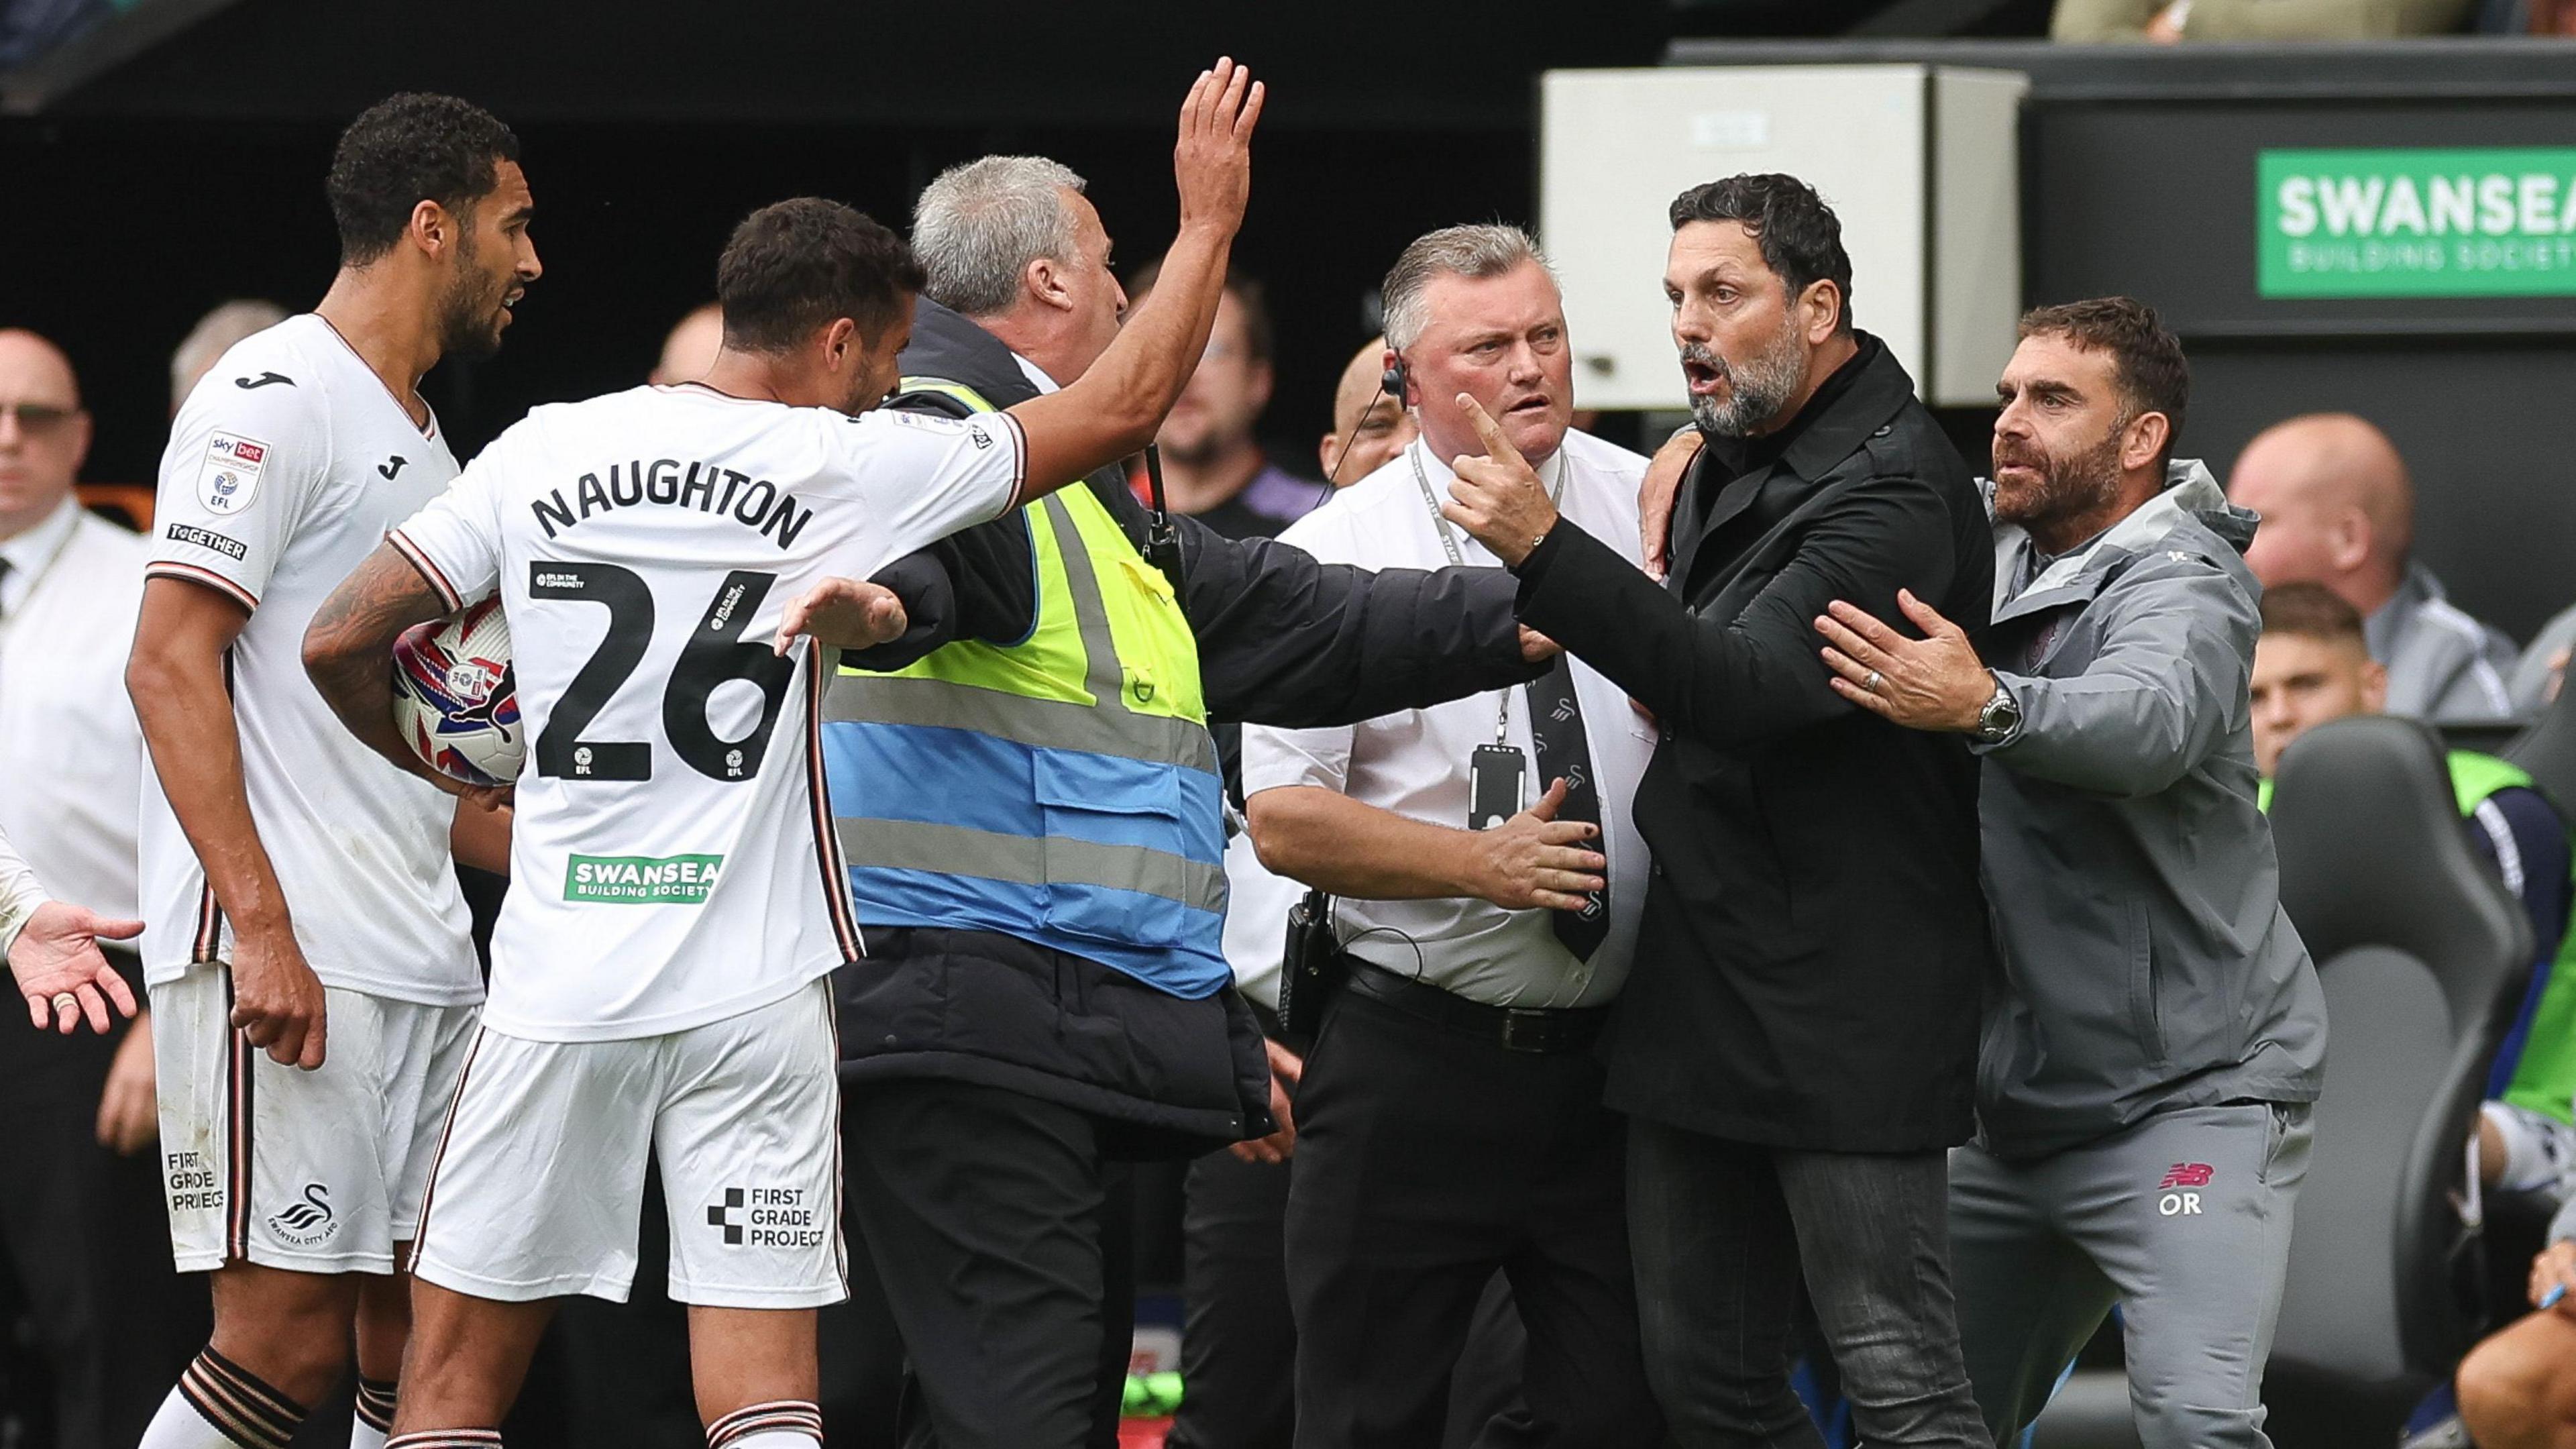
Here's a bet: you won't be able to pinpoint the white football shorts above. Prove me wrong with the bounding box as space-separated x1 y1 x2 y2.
411 978 846 1309
152 963 480 1274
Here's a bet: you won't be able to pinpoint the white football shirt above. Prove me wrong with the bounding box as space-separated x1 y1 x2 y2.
390 382 1025 1042
141 315 481 1004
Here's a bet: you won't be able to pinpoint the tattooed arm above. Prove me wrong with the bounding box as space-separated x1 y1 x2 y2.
301 542 504 806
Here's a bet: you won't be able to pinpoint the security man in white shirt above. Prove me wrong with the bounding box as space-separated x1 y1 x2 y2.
0 327 207 1449
1244 225 1664 1448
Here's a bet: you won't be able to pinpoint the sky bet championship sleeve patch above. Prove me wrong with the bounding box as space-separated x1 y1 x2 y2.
197 432 269 517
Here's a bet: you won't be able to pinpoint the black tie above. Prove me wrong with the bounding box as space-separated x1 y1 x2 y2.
1526 655 1609 960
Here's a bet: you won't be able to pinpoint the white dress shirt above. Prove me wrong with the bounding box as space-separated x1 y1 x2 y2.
1240 431 1657 1010
0 495 147 924
0 825 45 955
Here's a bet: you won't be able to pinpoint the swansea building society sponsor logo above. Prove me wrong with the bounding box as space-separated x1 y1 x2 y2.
268 1183 339 1246
566 853 724 904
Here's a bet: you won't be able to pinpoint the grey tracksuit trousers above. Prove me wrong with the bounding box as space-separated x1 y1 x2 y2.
1949 1102 2313 1449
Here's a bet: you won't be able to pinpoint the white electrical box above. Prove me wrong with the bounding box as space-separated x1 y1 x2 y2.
1540 65 2027 410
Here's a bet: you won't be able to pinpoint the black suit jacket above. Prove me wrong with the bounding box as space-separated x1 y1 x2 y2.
1513 335 1995 1152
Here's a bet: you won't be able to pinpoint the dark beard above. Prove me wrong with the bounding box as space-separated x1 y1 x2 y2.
1686 322 1809 439
1995 425 2125 539
436 229 506 360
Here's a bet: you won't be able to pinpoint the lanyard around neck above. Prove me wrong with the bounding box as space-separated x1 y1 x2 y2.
1407 443 1565 745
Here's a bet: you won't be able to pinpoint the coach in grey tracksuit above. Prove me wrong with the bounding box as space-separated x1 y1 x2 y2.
1816 299 2326 1449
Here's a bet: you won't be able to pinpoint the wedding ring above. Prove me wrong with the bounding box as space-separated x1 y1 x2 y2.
1865 670 1884 692
50 992 77 1017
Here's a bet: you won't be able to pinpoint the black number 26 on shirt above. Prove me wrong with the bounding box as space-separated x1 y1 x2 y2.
529 561 792 782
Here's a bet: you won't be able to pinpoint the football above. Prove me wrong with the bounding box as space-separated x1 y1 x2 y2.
391 598 524 787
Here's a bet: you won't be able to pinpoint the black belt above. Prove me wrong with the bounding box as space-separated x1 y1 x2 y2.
1340 959 1609 1056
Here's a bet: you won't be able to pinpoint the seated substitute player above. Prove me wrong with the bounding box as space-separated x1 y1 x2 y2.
2250 584 2576 1203
124 93 535 1449
298 62 1264 1449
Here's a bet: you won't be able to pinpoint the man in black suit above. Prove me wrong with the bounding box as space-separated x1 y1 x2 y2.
1442 174 1995 1447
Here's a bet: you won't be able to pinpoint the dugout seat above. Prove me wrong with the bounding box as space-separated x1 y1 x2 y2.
2507 664 2576 824
2264 714 2534 1446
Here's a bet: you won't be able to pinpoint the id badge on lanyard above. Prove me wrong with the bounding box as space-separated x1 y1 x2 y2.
1410 443 1547 833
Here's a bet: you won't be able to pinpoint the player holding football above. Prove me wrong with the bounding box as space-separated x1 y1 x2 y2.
125 94 534 1449
297 60 1263 1449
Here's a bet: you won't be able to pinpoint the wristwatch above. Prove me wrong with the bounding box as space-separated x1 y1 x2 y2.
1975 678 2023 745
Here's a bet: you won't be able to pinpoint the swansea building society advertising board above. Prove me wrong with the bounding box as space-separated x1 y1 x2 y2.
2260 146 2576 298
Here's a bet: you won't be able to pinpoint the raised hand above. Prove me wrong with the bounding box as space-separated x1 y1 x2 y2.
1173 58 1265 240
9 900 142 1034
1439 394 1558 566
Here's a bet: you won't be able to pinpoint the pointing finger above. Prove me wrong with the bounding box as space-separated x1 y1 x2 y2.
1454 392 1514 458
1236 80 1267 140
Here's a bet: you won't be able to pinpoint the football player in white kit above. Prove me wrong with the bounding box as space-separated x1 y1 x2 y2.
124 95 535 1449
298 61 1263 1449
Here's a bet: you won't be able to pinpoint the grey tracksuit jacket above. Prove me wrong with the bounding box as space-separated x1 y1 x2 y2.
1972 461 2330 1160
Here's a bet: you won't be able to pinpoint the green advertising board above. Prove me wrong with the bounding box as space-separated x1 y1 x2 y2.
2258 147 2576 299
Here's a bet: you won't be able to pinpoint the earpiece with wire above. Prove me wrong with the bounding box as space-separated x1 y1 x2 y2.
1312 352 1411 510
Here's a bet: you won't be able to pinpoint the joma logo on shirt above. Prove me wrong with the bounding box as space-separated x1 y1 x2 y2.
566 853 724 904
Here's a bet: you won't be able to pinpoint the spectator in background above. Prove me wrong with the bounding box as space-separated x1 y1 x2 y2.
2229 411 2519 721
2251 582 2576 1205
0 327 206 1449
168 300 289 416
2052 0 2469 38
648 300 722 385
1817 299 2323 1449
1317 335 1416 485
1129 259 1316 537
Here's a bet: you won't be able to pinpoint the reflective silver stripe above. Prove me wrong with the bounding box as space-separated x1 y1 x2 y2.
836 817 1226 912
1040 494 1132 711
823 674 1218 774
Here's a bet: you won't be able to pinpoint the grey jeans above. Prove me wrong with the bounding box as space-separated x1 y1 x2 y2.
1949 1102 2314 1449
1626 1120 1988 1448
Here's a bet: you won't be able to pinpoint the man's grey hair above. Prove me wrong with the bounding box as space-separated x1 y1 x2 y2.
1380 224 1555 354
170 299 289 410
910 156 1087 318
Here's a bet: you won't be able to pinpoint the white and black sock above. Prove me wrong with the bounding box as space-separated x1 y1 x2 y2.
139 1347 309 1449
350 1375 399 1449
705 1399 824 1449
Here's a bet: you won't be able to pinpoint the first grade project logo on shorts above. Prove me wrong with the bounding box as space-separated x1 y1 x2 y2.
198 432 268 516
566 853 724 904
706 1187 826 1248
